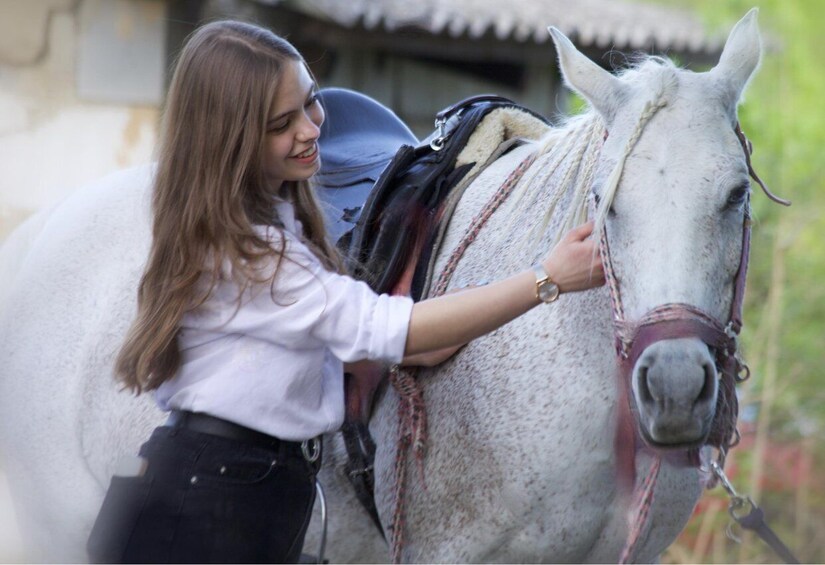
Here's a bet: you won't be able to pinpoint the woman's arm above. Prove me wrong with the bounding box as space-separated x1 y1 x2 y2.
404 221 604 356
401 344 465 367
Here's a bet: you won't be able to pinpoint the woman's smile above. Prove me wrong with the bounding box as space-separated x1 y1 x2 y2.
290 142 319 163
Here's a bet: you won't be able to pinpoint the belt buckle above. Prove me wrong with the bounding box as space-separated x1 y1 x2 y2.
301 437 321 463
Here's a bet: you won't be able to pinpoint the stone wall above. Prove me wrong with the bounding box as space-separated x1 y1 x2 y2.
0 0 165 243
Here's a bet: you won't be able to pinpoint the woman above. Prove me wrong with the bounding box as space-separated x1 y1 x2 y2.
87 20 604 564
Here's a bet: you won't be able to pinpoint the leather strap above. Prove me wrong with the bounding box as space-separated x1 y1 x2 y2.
734 122 791 206
435 94 520 122
340 421 385 537
735 504 801 564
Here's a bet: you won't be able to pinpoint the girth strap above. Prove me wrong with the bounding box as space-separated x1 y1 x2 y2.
340 420 385 537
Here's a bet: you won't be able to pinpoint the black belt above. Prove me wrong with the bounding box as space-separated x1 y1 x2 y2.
165 411 320 463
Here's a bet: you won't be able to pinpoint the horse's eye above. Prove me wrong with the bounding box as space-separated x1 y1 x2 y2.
725 183 750 209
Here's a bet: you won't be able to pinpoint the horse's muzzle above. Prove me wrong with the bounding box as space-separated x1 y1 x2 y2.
631 337 717 447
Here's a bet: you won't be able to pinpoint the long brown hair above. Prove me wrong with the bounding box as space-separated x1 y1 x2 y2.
116 21 340 394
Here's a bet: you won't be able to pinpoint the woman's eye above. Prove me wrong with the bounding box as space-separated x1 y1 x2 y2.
269 121 289 133
306 93 320 107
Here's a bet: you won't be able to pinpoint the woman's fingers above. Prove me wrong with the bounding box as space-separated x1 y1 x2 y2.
563 220 595 242
542 221 606 293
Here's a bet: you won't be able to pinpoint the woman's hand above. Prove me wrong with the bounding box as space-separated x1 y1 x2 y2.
542 221 605 293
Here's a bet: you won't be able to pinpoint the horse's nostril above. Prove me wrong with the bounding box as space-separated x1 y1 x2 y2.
638 366 654 404
697 363 716 403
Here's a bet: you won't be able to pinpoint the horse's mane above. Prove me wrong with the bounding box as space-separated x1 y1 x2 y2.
510 56 680 254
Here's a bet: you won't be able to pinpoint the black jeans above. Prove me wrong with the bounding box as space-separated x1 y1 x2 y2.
87 425 318 563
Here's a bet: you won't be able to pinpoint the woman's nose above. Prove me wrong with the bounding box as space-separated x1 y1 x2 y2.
296 112 321 142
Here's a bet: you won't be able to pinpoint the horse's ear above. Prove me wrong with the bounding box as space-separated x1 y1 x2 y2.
709 8 762 110
548 26 627 123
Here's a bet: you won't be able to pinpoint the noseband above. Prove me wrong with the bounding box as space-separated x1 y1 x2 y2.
600 122 790 476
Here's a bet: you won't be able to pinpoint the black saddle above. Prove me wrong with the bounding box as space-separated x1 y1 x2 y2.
315 88 419 242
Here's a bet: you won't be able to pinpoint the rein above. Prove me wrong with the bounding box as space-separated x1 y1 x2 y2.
388 153 537 563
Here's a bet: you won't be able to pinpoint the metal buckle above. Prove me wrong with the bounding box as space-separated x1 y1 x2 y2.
301 437 321 463
710 460 754 544
430 117 447 151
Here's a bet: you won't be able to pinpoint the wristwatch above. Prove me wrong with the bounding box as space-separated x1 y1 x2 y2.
532 263 560 303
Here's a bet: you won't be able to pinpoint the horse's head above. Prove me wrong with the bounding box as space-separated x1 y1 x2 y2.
549 10 762 448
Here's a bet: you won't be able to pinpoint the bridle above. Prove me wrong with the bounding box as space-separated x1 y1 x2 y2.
600 169 749 479
603 120 790 562
601 120 789 472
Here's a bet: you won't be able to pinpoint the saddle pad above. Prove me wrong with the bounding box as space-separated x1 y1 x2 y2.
415 107 552 299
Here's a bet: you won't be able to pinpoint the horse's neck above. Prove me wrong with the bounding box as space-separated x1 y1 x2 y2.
431 114 604 286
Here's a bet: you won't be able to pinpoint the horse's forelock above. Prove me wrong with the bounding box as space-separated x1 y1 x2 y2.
618 56 681 95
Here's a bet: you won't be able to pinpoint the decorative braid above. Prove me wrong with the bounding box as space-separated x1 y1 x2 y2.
433 153 537 296
594 97 668 234
389 367 413 564
389 153 537 563
534 118 604 241
598 223 627 355
570 120 604 228
507 116 604 254
619 456 662 563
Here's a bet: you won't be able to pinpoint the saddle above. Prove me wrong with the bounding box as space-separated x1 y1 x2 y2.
315 88 550 535
315 88 419 243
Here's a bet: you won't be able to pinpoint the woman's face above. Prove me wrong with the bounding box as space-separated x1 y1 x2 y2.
263 59 325 192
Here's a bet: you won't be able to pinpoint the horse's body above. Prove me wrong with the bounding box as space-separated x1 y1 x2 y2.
0 11 763 563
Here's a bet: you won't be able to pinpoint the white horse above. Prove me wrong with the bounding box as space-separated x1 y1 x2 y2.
0 10 763 563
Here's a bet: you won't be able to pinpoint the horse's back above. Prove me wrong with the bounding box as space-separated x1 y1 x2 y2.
0 165 164 560
0 203 60 312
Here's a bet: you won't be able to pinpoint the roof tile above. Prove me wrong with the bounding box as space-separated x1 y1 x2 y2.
264 0 723 54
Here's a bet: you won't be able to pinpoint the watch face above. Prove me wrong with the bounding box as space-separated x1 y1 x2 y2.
538 281 560 303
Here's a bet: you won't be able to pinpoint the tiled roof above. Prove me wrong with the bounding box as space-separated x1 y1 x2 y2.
260 0 723 55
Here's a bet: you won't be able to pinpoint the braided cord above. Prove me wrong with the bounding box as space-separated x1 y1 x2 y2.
619 456 662 564
433 153 538 296
389 153 537 563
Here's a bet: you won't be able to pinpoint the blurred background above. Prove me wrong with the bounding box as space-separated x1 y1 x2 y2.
0 0 822 562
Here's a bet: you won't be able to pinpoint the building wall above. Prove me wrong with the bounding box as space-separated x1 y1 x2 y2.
323 49 558 138
0 0 165 243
